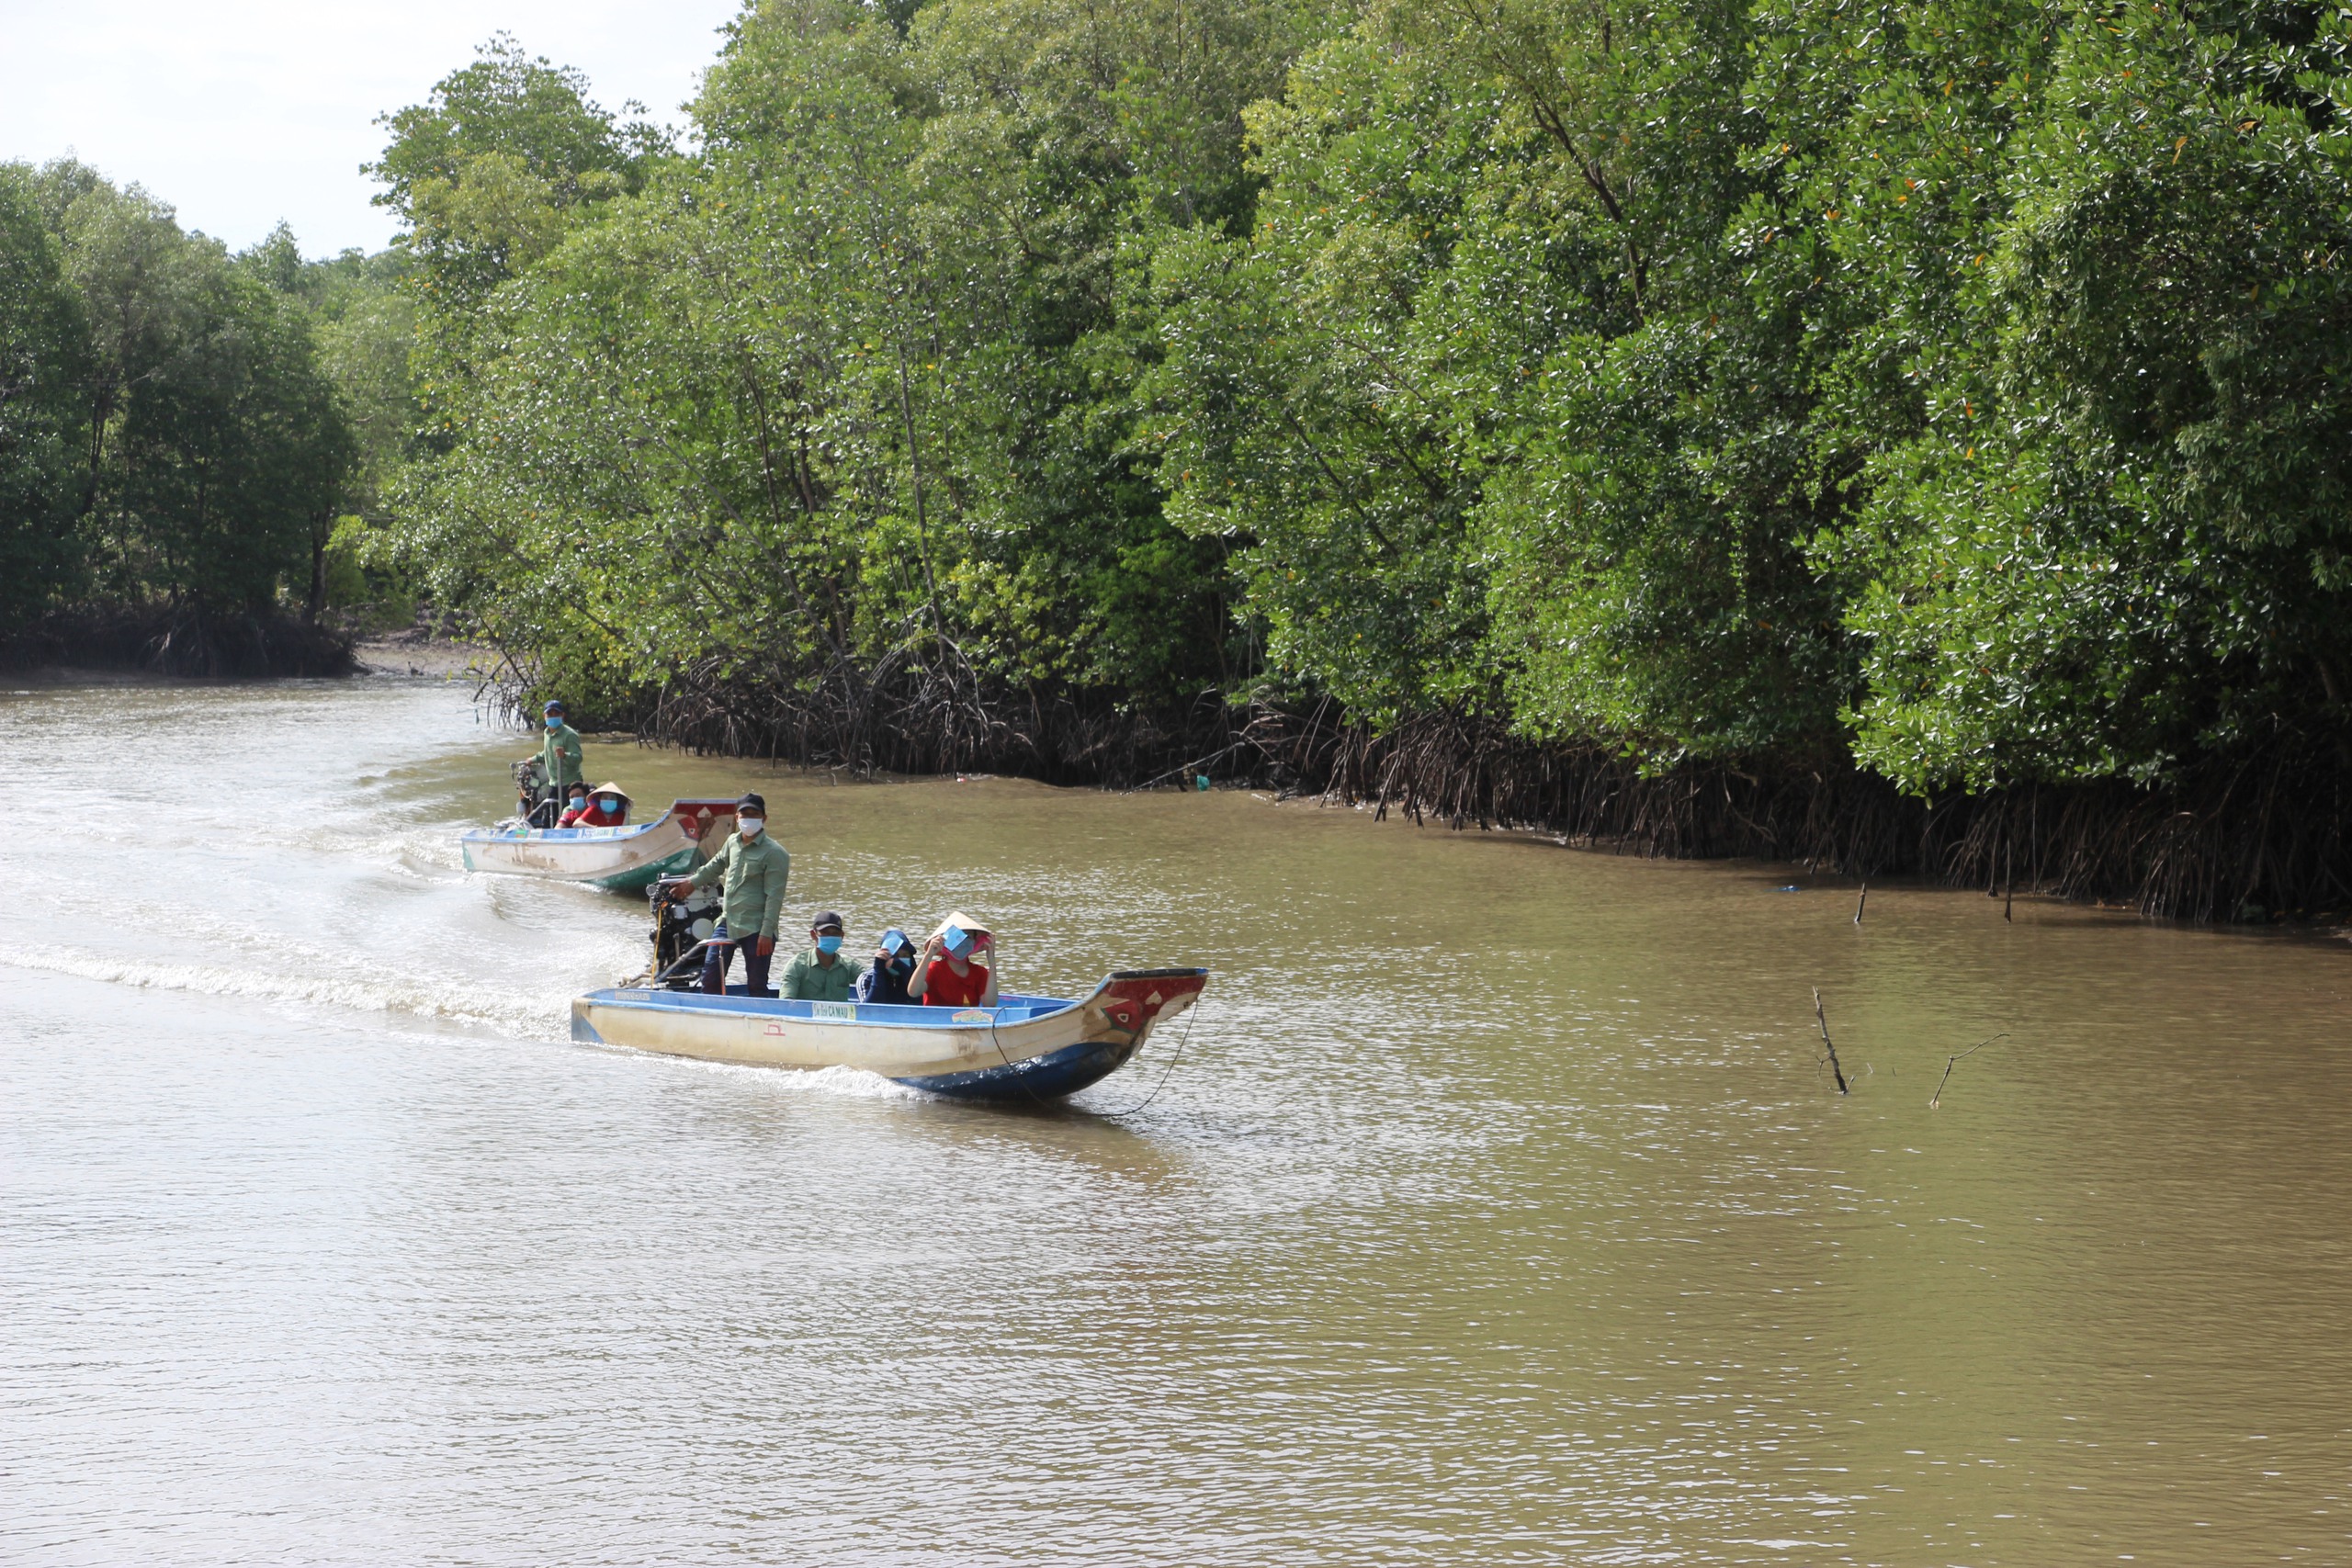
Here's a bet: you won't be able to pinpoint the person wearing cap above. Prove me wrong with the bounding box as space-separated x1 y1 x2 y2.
559 782 629 829
908 915 999 1009
781 911 864 1003
673 792 792 996
528 700 585 825
854 928 919 1005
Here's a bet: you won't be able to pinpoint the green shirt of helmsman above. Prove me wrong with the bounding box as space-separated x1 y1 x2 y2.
782 948 865 1003
540 721 585 791
688 831 792 940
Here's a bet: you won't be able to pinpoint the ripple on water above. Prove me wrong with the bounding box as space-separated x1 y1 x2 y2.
4 679 2352 1566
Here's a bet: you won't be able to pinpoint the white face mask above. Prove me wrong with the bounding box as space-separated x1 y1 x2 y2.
738 817 763 838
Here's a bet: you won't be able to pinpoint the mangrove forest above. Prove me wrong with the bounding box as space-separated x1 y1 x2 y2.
9 0 2352 916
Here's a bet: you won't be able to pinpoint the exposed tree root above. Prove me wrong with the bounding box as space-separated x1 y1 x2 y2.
525 656 2351 924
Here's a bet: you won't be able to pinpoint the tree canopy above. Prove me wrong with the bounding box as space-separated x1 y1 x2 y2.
333 0 2352 826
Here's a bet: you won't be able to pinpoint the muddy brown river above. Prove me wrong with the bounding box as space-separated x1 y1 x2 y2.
3 676 2347 1564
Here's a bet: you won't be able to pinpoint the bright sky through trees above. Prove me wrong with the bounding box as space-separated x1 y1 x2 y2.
0 0 741 255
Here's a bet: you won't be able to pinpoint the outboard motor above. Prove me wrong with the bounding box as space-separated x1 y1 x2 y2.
646 874 724 989
510 757 559 828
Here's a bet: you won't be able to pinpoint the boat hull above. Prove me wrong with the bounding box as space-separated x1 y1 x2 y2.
570 969 1208 1101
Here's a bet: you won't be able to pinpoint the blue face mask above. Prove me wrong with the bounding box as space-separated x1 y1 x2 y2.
544 715 561 728
569 797 587 812
597 798 618 813
816 934 842 954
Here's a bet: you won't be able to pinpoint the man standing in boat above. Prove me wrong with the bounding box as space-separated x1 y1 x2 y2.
532 700 586 824
674 792 791 996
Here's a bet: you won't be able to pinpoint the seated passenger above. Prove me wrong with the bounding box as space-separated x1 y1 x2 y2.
552 782 591 826
782 910 865 1003
908 914 998 1009
854 929 919 1005
560 782 630 829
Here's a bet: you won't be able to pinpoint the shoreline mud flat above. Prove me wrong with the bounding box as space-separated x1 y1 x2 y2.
355 630 500 681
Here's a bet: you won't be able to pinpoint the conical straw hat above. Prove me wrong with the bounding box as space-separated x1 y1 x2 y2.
931 910 992 948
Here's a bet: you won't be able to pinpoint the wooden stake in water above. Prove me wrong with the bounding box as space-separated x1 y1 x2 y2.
1854 882 1868 926
1813 987 1849 1094
1930 1033 2007 1109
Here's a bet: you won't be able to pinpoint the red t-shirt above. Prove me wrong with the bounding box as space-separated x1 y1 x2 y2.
921 957 990 1007
559 802 628 829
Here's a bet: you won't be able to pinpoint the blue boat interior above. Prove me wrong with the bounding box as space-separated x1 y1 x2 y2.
604 986 1077 1027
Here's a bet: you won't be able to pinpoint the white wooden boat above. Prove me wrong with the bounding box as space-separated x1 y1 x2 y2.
571 968 1209 1100
461 798 740 893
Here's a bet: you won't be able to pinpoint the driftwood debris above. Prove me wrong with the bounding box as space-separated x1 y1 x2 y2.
1929 1033 2007 1109
1812 987 1849 1095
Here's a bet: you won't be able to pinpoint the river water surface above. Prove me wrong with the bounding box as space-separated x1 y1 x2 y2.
4 677 2349 1565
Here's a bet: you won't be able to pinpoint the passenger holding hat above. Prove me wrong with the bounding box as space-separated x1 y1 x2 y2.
781 911 864 1003
673 792 792 996
908 914 998 1009
855 928 920 1005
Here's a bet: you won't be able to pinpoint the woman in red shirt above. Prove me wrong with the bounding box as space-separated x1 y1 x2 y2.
559 783 631 829
909 918 998 1008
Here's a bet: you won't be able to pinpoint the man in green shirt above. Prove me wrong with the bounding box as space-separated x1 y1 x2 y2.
540 698 584 793
678 792 792 995
781 911 864 1003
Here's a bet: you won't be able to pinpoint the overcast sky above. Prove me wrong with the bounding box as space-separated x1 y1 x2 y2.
0 0 745 258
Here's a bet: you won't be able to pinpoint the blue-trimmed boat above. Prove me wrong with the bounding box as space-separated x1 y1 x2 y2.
461 797 741 893
570 969 1209 1101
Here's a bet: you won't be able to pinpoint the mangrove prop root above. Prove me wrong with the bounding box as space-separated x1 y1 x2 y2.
501 668 2352 923
1813 987 1849 1095
1930 1033 2007 1109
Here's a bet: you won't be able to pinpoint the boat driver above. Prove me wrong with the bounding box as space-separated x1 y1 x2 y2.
672 791 792 997
782 911 864 1003
533 700 585 825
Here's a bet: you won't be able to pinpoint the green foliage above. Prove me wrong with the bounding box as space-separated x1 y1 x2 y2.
377 0 2352 795
368 34 671 305
0 165 91 625
387 0 1317 711
0 163 365 634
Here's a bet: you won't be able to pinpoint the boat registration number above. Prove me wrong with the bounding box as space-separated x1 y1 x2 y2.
810 1001 856 1021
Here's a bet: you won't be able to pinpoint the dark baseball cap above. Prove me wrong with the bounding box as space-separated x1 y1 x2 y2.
809 910 844 933
542 698 566 714
736 792 766 813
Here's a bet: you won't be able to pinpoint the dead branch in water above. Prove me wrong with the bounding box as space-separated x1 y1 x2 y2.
1929 1033 2007 1109
1812 987 1849 1094
1854 882 1868 925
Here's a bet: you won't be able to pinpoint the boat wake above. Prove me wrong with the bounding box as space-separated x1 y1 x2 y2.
0 943 956 1104
0 941 566 1040
635 1055 940 1101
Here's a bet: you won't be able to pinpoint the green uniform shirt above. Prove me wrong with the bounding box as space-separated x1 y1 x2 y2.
782 949 865 1003
689 830 792 940
540 721 585 791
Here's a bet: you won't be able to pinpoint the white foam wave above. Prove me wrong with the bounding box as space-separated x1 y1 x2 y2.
0 942 564 1040
666 1057 937 1102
